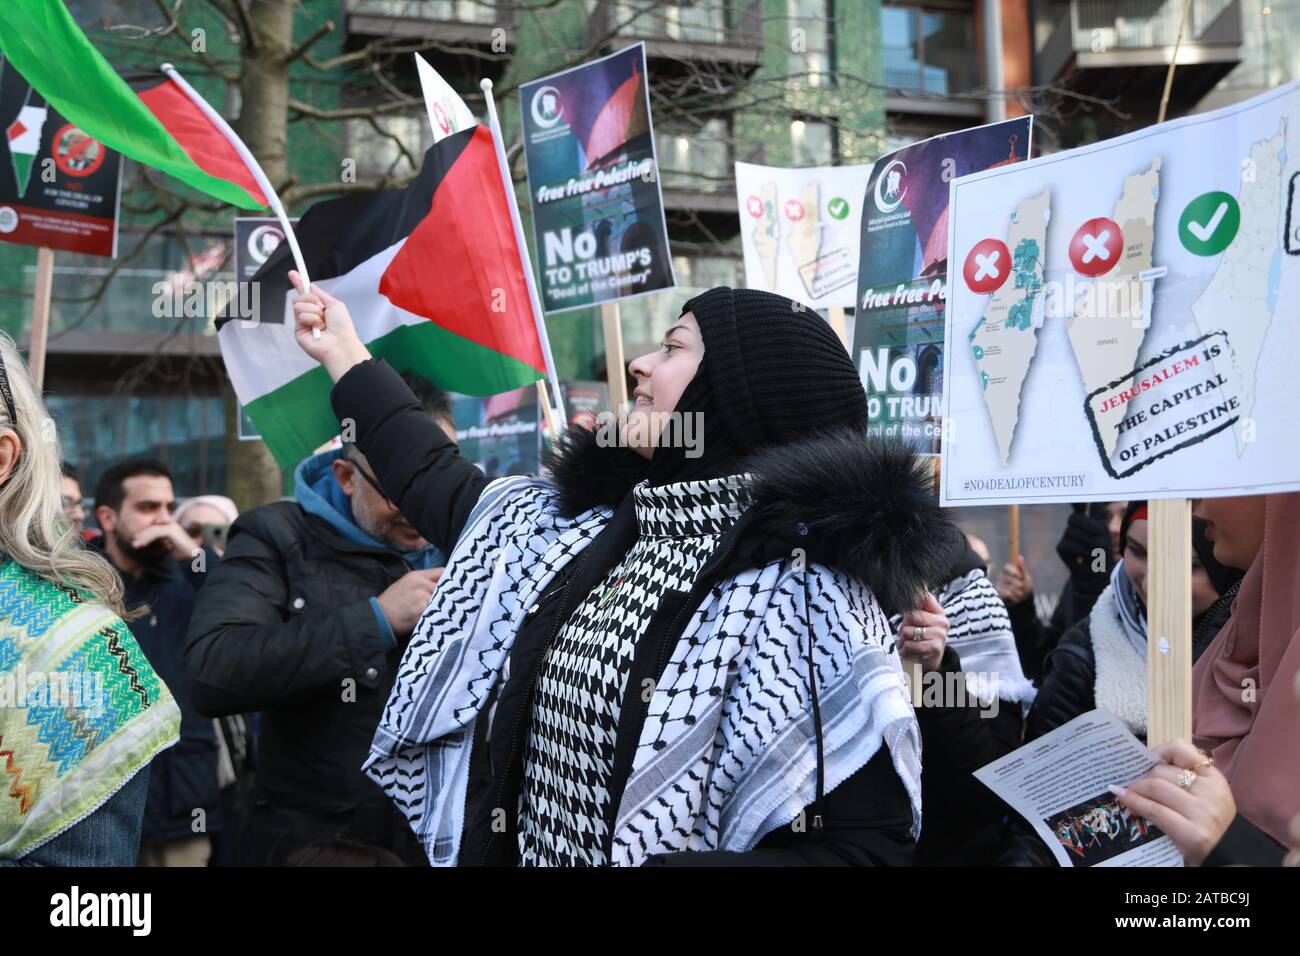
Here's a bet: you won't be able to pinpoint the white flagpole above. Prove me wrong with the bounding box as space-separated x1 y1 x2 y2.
160 63 318 338
479 78 567 431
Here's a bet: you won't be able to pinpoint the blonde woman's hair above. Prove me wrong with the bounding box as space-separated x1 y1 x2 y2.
0 332 129 617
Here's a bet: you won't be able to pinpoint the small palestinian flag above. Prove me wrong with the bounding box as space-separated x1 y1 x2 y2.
220 124 548 468
5 85 46 197
0 0 268 209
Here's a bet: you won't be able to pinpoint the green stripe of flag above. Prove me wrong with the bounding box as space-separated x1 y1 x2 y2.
0 0 265 209
245 321 544 469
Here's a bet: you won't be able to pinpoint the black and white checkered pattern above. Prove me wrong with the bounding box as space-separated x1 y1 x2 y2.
366 473 924 867
516 475 748 866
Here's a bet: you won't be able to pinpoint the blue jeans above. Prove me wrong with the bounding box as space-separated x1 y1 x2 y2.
0 766 149 867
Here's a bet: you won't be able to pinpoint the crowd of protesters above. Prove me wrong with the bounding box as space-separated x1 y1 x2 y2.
1 280 1297 868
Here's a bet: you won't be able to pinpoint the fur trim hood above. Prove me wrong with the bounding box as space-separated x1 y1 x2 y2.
543 425 962 616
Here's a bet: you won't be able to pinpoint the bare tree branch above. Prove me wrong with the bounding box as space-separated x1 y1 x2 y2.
286 19 336 64
286 97 422 122
107 0 183 38
281 171 422 206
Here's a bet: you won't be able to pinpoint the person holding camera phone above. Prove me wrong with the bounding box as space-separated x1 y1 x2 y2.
177 495 238 556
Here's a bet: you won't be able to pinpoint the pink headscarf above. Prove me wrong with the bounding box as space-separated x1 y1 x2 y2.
1192 493 1300 846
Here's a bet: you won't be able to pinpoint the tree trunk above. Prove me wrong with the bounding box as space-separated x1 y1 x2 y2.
223 0 298 509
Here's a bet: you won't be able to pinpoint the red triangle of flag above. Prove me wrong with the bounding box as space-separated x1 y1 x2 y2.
379 125 546 375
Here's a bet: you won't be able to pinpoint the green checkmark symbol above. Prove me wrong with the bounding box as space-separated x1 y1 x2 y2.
828 196 849 220
1179 191 1240 256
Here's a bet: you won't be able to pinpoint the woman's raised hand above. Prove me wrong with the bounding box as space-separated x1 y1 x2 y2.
290 270 371 382
897 591 949 673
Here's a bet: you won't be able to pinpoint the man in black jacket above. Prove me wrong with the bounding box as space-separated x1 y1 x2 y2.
183 373 453 866
94 458 221 866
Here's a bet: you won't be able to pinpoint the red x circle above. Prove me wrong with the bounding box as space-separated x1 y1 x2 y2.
963 238 1011 294
784 198 805 221
745 195 764 218
1069 217 1123 277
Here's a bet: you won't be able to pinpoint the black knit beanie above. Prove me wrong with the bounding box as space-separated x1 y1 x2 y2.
646 287 869 485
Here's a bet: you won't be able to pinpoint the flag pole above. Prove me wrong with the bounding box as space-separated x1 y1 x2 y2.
479 78 567 433
28 247 54 390
159 63 318 339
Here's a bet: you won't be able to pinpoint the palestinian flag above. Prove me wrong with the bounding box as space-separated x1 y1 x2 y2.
220 125 548 468
0 0 267 209
5 85 46 197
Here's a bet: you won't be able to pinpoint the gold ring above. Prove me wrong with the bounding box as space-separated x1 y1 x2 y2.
1176 769 1197 791
1191 757 1214 772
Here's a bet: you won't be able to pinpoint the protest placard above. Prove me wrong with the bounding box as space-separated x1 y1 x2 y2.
941 83 1299 505
519 43 675 313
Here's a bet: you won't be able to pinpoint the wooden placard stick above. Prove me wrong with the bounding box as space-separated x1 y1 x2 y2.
1147 0 1196 746
1147 498 1193 744
1008 504 1021 563
601 300 628 411
826 306 851 352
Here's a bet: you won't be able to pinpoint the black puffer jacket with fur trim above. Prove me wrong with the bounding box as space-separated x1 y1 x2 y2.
332 359 964 865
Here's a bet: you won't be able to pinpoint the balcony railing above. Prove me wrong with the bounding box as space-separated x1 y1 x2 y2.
1040 0 1241 66
612 1 729 44
347 0 497 23
883 44 981 97
655 121 730 193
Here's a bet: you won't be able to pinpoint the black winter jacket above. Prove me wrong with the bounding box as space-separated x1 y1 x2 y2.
1026 582 1240 744
332 359 962 866
906 541 1024 864
1005 508 1116 681
182 499 428 865
106 545 222 845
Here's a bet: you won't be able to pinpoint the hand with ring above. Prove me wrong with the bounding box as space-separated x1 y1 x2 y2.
896 592 948 673
1110 738 1235 866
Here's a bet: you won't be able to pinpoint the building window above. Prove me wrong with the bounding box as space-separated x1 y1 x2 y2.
32 231 231 337
1218 0 1300 91
655 117 730 192
348 0 497 22
882 3 978 96
883 131 920 153
47 393 228 502
614 1 728 43
618 254 740 350
790 117 835 165
347 113 431 178
788 0 836 88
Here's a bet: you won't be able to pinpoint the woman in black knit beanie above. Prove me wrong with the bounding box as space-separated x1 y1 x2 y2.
292 279 959 866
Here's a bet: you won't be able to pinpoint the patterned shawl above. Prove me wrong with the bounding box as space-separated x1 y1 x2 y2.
921 568 1036 708
364 476 922 866
0 556 180 860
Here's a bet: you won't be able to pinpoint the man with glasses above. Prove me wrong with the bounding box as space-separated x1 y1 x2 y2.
184 372 454 865
59 462 94 539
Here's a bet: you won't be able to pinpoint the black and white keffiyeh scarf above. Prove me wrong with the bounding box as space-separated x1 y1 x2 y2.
929 569 1037 709
363 476 922 866
517 475 747 866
